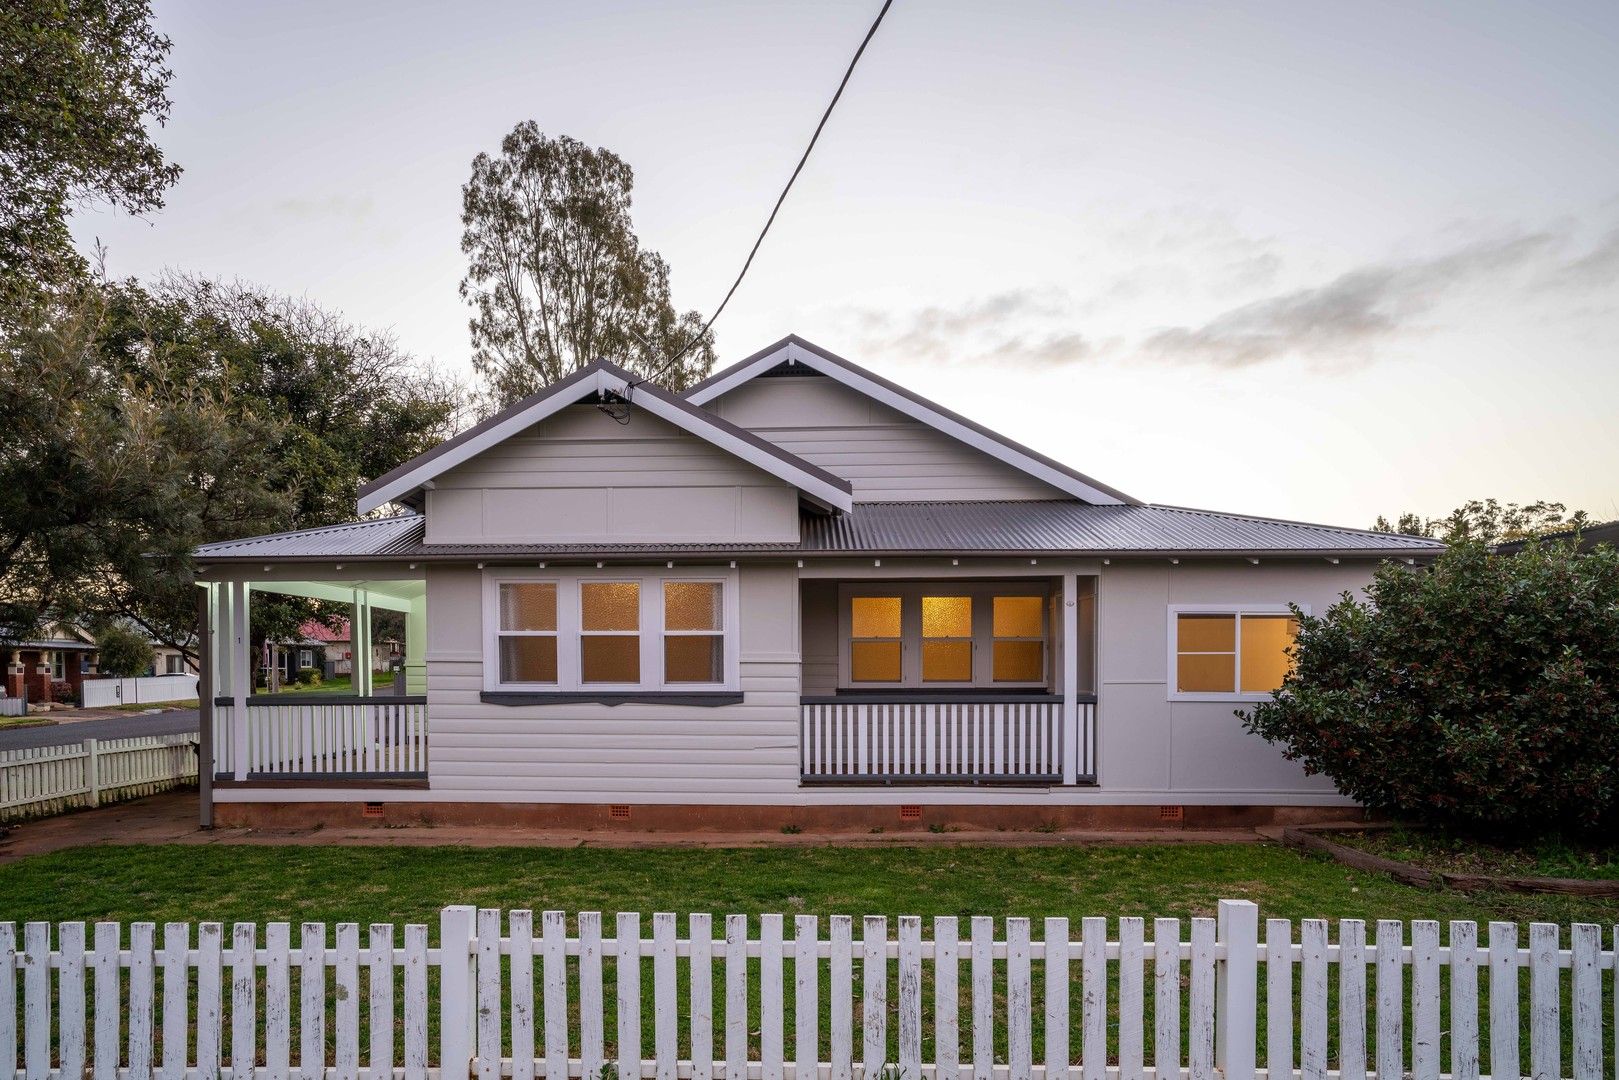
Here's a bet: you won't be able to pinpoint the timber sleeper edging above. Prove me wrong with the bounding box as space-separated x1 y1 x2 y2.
1280 823 1619 897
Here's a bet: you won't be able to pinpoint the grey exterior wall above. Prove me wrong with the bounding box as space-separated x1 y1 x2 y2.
415 556 1372 806
424 404 801 544
701 375 1068 502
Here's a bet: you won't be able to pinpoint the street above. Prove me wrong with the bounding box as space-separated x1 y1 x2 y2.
0 709 200 751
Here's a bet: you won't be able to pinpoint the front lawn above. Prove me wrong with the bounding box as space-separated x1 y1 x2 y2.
271 670 396 695
1334 826 1619 882
2 841 1615 930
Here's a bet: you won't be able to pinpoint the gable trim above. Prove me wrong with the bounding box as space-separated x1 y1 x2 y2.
685 336 1139 506
357 360 854 515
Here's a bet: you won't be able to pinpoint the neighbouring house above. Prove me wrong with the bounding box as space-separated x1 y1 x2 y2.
2 624 98 704
297 618 400 680
192 336 1443 829
1494 518 1619 555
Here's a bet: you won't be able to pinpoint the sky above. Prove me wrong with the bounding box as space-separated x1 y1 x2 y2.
74 0 1619 529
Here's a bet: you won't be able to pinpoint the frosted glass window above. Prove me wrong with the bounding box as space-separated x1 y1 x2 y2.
851 596 901 638
992 596 1043 638
993 640 1044 682
664 582 722 631
1178 613 1235 653
581 582 639 631
665 636 724 683
663 580 724 684
921 596 972 682
851 640 902 682
922 640 972 681
581 636 640 684
500 637 557 683
922 596 972 638
500 582 556 631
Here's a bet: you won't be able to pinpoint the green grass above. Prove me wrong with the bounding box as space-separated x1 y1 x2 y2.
272 670 396 695
2 841 1615 929
0 715 52 729
1338 826 1619 881
2 843 1611 1072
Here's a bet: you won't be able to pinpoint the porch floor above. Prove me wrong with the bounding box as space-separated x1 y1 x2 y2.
0 791 1288 863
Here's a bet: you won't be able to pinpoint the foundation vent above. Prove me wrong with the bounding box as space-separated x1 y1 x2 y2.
1159 805 1185 823
362 802 384 819
899 805 922 821
609 804 632 821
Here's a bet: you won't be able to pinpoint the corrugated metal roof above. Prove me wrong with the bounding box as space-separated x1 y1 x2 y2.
195 502 1442 561
195 515 426 559
800 502 1445 554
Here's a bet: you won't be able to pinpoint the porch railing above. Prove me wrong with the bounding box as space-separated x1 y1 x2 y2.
800 696 1090 783
212 695 428 779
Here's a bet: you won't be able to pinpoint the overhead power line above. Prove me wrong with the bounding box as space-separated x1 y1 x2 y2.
638 0 896 386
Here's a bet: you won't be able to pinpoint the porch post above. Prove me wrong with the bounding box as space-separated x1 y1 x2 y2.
229 580 250 780
1061 572 1079 785
197 585 214 828
405 592 427 695
351 588 372 697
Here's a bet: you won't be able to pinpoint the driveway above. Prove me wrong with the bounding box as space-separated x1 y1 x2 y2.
0 708 199 750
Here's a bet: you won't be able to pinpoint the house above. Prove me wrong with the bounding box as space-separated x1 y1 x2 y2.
1494 519 1619 555
192 336 1443 829
267 619 401 686
2 624 98 704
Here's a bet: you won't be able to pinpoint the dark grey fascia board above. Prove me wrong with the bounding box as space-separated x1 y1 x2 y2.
480 691 744 707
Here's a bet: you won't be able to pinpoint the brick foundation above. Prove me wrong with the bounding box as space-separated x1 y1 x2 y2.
213 799 1364 832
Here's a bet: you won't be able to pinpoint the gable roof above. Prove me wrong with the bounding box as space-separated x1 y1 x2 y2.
684 335 1140 506
356 359 854 515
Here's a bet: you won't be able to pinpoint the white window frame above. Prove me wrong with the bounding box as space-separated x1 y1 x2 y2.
837 582 1051 690
1166 603 1308 702
482 568 740 692
298 649 314 669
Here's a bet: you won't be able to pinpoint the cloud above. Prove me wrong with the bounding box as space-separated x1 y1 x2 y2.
1554 226 1619 288
849 289 1082 365
1138 232 1557 369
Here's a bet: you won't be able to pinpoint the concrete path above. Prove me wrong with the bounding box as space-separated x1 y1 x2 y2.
0 791 1271 863
0 708 199 751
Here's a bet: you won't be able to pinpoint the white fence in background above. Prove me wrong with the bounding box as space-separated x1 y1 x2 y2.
0 697 23 719
213 697 429 778
3 901 1615 1080
0 733 198 820
78 674 198 709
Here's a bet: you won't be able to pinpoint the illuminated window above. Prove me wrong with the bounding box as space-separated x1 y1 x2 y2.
992 596 1045 683
664 581 724 684
497 581 558 684
921 596 973 681
841 585 1054 688
580 582 639 683
1173 609 1299 696
851 596 902 682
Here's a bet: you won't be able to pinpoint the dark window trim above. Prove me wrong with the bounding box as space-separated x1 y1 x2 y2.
216 694 427 706
801 690 1089 705
480 690 744 707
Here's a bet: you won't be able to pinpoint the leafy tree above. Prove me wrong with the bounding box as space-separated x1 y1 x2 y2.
92 621 153 678
1243 539 1619 834
0 0 182 293
1373 498 1589 545
459 123 715 405
0 271 466 664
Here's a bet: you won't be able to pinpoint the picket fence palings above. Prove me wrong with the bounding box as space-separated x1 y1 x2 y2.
7 903 1618 1080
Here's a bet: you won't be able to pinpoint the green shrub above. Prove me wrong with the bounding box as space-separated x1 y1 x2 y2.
1244 538 1619 834
94 623 154 679
295 667 320 686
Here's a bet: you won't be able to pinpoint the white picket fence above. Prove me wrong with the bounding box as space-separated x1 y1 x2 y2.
79 675 199 709
0 733 199 821
2 901 1614 1080
0 698 24 719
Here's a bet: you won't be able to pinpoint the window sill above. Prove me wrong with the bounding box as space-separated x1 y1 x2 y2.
803 690 1071 705
480 691 743 707
1169 693 1275 703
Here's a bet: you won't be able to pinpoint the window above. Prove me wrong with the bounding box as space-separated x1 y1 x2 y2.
839 583 1050 688
298 649 315 670
921 596 972 681
850 596 902 682
663 581 724 683
165 654 185 675
498 581 558 684
1171 606 1301 698
992 596 1045 682
580 582 640 684
484 571 737 692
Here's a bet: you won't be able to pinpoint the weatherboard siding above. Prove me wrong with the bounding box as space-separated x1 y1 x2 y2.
702 376 1067 502
424 404 800 544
